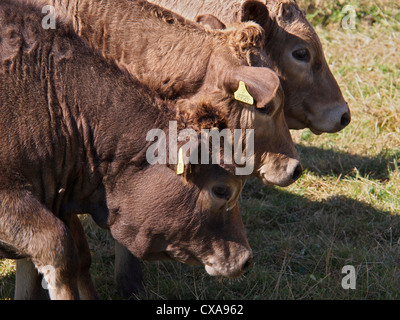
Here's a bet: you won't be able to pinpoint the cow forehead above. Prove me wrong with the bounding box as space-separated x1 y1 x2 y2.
285 19 321 48
267 1 322 51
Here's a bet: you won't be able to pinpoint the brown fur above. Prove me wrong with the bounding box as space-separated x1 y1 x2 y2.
149 0 351 133
15 0 303 299
25 0 265 99
19 0 301 187
0 1 252 299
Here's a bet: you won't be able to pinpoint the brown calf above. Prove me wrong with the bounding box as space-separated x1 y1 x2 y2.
0 1 255 299
150 0 351 134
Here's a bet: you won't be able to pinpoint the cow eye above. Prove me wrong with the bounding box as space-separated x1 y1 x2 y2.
292 48 311 63
212 185 231 201
256 103 275 116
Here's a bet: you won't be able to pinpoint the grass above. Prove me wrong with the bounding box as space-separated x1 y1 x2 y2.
1 0 399 300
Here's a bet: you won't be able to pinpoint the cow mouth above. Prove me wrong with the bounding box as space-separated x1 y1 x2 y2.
309 127 323 135
259 171 298 187
204 263 243 279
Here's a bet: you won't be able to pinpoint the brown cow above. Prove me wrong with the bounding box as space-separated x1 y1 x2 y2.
0 0 299 299
21 0 302 187
17 0 303 299
149 0 351 134
17 0 303 298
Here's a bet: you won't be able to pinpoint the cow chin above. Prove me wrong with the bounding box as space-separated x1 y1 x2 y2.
309 127 324 135
260 175 292 187
162 245 204 266
284 114 308 131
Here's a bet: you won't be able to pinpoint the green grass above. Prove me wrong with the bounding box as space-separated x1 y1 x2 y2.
1 0 400 300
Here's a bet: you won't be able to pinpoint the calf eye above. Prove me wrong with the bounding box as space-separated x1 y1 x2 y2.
292 48 311 63
256 102 275 116
212 186 231 200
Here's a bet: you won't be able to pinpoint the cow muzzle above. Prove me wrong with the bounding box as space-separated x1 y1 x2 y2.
204 248 253 278
259 157 303 187
309 102 351 134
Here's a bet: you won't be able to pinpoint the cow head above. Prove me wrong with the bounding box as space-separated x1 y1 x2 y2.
105 162 252 278
184 37 303 186
197 0 351 134
102 104 252 279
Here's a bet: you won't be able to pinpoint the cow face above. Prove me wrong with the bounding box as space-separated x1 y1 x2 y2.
106 163 253 278
187 61 302 187
242 85 303 186
201 0 351 134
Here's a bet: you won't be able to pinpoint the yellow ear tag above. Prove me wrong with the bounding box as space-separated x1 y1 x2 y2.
177 147 185 175
234 81 254 105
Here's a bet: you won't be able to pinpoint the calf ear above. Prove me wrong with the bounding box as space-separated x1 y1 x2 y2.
195 14 226 30
224 66 280 110
241 0 271 28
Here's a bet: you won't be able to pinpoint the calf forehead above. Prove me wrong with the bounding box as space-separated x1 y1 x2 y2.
285 21 322 56
119 165 200 209
269 1 323 53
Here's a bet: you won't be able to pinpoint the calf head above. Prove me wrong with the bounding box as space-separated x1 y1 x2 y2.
104 106 252 279
199 0 351 134
106 162 252 278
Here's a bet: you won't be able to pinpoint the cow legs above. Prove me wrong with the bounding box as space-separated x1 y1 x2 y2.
67 214 98 300
0 191 80 300
13 214 98 300
14 258 48 300
114 241 144 298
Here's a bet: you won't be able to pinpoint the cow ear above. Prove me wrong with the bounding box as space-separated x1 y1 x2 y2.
241 0 271 28
195 14 226 30
224 66 280 110
277 1 298 22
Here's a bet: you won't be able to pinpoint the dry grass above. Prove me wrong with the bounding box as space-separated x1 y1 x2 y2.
1 0 399 300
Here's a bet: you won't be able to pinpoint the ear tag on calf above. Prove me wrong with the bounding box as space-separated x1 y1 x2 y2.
234 81 254 105
177 147 185 175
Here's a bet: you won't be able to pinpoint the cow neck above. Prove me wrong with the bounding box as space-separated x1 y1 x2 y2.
44 32 177 188
47 0 228 100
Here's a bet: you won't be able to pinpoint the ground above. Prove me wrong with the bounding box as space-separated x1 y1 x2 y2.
1 0 399 300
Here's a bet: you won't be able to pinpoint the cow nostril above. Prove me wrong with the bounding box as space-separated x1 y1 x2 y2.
242 257 253 272
212 185 231 200
292 164 303 181
340 112 351 128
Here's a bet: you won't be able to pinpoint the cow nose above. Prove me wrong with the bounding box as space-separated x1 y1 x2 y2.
241 257 253 273
291 163 303 182
340 110 351 129
285 160 303 185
